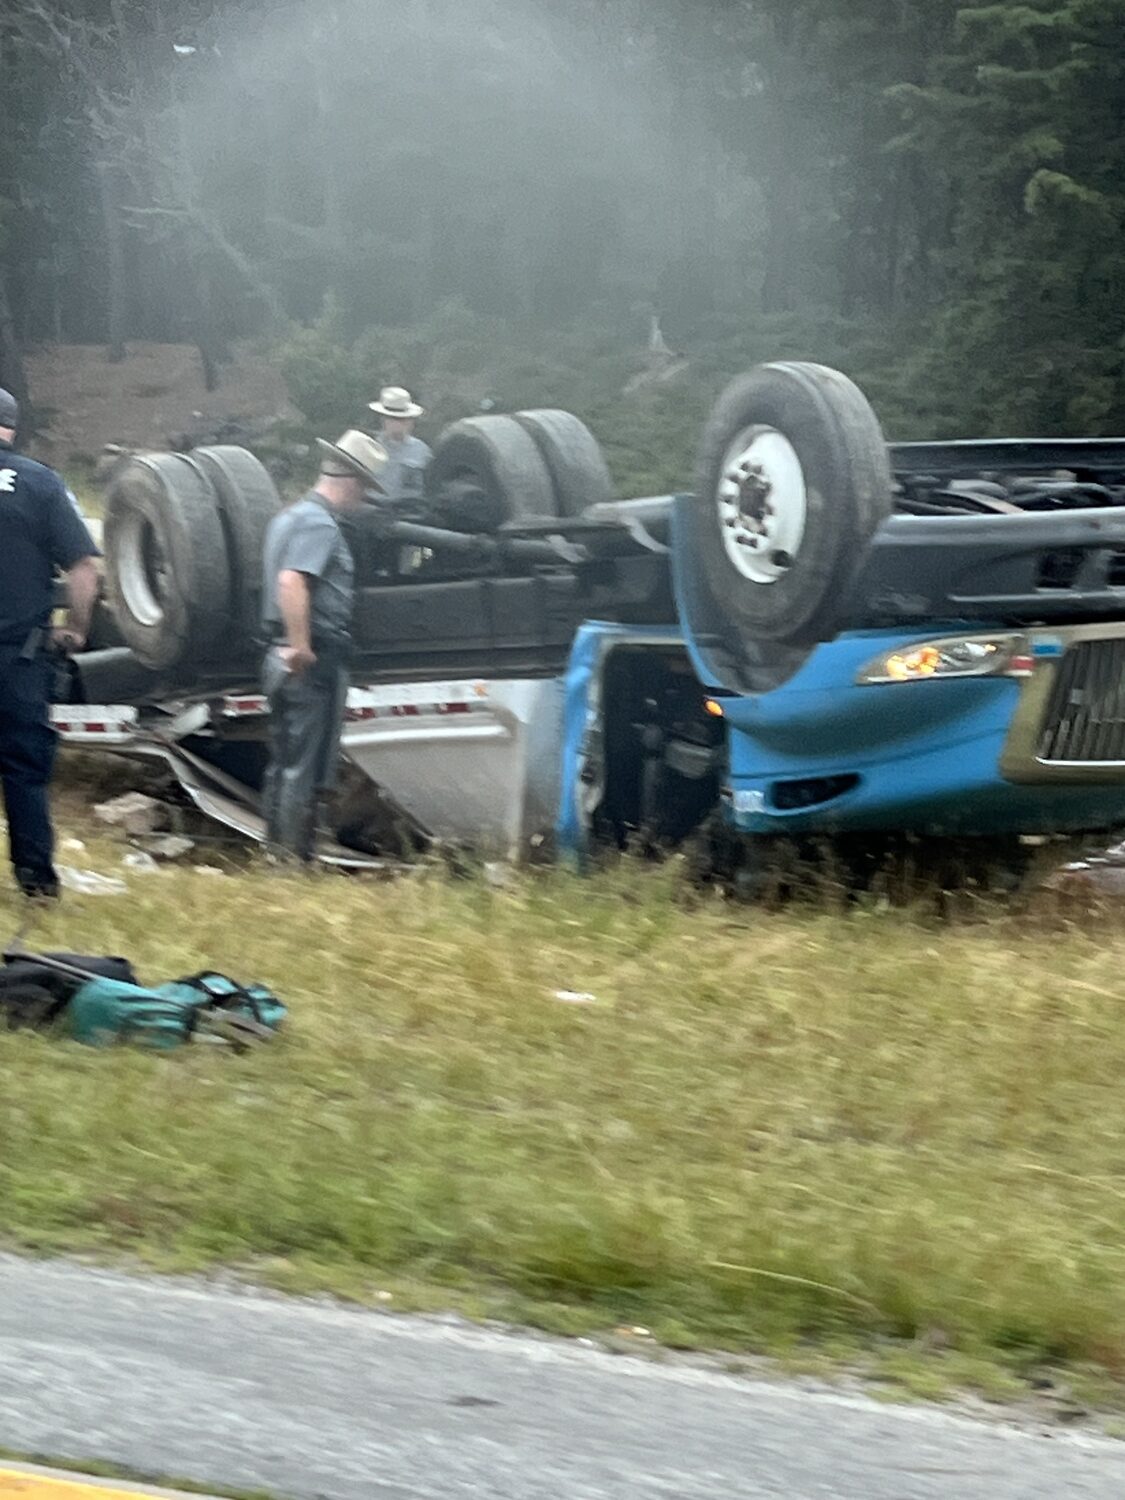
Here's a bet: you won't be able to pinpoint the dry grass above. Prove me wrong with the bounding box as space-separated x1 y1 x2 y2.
4 769 1125 1398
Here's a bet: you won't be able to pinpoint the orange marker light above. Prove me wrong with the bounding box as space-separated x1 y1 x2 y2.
885 645 943 681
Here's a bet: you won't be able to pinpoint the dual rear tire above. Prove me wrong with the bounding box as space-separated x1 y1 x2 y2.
103 448 281 672
426 409 615 527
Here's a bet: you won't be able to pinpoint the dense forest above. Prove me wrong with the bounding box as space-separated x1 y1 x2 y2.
1 0 1123 486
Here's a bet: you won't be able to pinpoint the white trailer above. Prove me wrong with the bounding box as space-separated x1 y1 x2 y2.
54 677 567 863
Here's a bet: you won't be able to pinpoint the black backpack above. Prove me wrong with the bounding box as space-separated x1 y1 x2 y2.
0 953 137 1030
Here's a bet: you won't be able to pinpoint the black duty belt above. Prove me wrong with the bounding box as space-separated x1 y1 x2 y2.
0 626 48 655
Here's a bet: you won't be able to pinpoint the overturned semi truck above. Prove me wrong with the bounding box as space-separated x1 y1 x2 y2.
57 362 1125 874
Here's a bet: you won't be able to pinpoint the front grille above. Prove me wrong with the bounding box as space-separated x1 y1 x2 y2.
1039 639 1125 762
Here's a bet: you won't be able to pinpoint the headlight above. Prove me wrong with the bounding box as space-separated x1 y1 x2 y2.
857 634 1031 685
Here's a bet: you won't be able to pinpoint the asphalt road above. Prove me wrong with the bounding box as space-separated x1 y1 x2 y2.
1 1256 1123 1500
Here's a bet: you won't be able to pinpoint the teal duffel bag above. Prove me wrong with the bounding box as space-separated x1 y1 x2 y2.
68 971 287 1050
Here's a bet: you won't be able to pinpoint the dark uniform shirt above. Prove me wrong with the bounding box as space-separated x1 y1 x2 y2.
0 442 99 646
261 492 355 647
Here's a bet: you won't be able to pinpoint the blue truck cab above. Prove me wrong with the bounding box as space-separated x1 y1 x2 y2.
558 615 1125 867
560 409 1125 866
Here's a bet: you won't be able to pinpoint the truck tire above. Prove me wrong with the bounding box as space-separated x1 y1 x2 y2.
426 416 557 528
689 362 892 646
104 453 231 671
513 410 615 515
192 445 282 632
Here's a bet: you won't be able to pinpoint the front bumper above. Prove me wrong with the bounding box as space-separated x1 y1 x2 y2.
724 624 1125 838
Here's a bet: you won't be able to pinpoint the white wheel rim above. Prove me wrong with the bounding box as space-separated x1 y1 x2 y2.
115 510 168 627
717 426 807 584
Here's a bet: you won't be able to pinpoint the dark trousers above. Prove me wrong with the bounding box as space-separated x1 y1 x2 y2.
261 649 348 861
0 646 58 889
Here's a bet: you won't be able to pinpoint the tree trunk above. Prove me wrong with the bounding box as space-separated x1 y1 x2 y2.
95 161 128 362
193 250 224 393
760 169 800 314
310 0 348 308
50 244 64 344
0 268 30 412
412 0 439 320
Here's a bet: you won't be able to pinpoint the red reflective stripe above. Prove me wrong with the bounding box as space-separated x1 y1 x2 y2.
347 700 478 719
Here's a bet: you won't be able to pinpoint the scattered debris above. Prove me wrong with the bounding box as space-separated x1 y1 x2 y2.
122 850 162 875
553 989 598 1005
60 838 87 853
58 866 128 897
1043 852 1125 897
194 865 230 878
94 791 168 836
483 861 513 889
143 834 196 862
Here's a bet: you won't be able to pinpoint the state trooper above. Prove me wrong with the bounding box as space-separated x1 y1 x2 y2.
367 386 433 504
0 387 100 898
260 429 388 861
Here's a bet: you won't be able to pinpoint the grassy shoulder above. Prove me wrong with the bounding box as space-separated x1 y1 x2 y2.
4 784 1125 1414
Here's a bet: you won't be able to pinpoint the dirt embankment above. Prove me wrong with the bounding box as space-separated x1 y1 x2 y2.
24 341 298 465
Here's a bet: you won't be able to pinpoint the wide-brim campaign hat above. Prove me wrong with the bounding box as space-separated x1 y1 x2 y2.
369 385 424 420
0 387 19 428
316 430 389 493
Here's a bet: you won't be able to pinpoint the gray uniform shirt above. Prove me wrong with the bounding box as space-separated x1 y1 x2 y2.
261 493 354 646
379 433 433 503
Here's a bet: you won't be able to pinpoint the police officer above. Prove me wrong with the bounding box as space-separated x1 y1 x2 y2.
367 387 432 504
260 429 388 861
0 387 100 898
